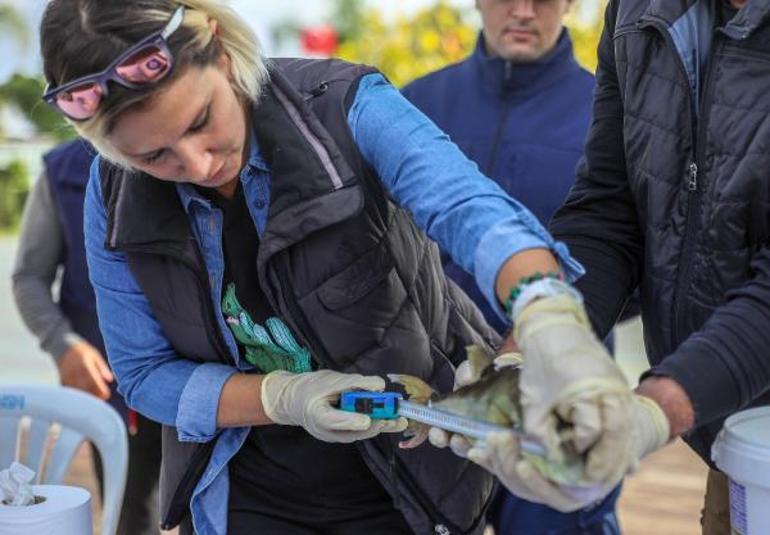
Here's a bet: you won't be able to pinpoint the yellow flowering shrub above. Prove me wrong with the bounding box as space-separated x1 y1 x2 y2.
336 1 608 87
564 1 609 73
336 3 476 87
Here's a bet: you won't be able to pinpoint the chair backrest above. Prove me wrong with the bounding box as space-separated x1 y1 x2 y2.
0 385 127 535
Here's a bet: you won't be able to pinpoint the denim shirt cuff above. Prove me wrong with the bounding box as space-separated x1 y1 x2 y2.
475 219 585 324
176 363 238 442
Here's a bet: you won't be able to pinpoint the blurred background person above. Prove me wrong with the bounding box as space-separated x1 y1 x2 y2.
403 0 622 533
11 138 162 535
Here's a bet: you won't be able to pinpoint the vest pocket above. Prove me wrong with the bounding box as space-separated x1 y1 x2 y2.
299 253 409 361
317 260 396 310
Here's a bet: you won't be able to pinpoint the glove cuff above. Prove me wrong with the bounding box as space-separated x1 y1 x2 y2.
513 293 591 342
260 370 296 426
510 279 583 324
632 394 671 460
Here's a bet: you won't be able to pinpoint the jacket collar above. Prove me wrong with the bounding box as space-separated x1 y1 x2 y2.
472 28 580 97
722 0 770 39
641 0 770 39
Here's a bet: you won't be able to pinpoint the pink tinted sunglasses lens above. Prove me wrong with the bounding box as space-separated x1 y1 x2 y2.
115 45 172 84
55 82 104 120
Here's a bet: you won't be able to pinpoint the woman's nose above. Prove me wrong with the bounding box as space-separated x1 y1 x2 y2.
177 142 213 180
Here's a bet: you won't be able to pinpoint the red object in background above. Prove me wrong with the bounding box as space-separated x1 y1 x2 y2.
128 409 138 436
301 25 339 57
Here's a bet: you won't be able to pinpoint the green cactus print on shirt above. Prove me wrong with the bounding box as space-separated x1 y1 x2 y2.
222 283 312 374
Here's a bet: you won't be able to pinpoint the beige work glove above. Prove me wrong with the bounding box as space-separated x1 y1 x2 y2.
462 393 670 512
261 369 407 443
514 294 637 483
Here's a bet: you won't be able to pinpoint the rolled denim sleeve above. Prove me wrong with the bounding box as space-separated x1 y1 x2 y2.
84 158 237 442
348 74 584 320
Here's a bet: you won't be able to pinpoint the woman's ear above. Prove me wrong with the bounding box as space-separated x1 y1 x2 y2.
217 51 233 80
211 19 234 81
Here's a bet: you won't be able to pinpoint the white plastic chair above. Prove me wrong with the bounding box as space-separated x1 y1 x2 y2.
0 385 128 535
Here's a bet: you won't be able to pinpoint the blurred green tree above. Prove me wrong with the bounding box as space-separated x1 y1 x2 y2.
0 159 29 231
0 5 28 46
0 74 75 141
0 5 72 141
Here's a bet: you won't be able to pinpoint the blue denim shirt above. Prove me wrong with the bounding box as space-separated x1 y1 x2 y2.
85 73 583 535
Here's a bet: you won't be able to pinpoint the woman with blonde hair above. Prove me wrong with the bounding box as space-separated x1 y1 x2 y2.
40 0 649 533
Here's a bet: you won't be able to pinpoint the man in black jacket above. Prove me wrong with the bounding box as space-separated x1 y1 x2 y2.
547 0 770 531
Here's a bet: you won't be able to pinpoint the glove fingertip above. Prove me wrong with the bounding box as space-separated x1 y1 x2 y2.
381 417 408 433
359 376 386 392
428 427 450 448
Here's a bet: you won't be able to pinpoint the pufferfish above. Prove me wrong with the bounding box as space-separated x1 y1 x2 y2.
389 345 586 486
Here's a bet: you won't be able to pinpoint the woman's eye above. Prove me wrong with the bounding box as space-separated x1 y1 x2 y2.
190 111 210 133
144 150 165 164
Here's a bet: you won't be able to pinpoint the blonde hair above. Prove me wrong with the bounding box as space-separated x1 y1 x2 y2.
41 0 268 168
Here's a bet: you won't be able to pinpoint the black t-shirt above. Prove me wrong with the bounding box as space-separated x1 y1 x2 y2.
202 184 409 532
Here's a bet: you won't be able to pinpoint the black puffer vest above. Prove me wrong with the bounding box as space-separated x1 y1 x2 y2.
100 58 498 534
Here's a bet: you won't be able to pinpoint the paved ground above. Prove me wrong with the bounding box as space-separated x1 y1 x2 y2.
1 234 709 534
0 236 58 386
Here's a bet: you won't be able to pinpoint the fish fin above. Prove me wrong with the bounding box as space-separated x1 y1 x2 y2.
494 352 524 369
466 345 494 379
387 374 434 403
398 425 429 449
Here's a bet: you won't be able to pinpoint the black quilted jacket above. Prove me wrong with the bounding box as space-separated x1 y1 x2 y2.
551 0 770 465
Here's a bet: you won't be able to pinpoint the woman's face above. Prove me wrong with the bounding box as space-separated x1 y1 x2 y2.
108 55 248 197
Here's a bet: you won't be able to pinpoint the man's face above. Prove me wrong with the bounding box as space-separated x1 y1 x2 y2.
477 0 572 62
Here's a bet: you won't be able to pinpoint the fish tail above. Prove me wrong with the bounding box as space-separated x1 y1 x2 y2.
387 374 434 404
466 345 495 378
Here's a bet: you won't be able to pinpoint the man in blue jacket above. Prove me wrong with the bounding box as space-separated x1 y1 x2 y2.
402 0 593 335
403 0 621 533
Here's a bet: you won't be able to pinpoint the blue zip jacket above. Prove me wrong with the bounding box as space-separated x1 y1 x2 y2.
403 30 594 333
85 73 582 535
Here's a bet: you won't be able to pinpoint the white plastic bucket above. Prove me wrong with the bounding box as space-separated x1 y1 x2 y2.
712 406 770 535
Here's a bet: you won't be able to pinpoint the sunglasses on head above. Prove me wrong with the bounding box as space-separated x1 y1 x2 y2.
43 5 185 121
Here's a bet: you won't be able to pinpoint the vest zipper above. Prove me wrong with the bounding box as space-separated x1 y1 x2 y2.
674 39 720 345
273 84 346 190
640 17 718 346
688 162 698 191
482 61 514 177
367 437 464 534
263 252 468 533
160 440 217 530
308 81 329 98
391 454 464 534
122 245 233 528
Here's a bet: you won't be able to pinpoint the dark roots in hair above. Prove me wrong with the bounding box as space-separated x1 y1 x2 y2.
41 0 221 130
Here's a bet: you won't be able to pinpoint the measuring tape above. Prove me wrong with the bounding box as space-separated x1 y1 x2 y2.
339 391 546 457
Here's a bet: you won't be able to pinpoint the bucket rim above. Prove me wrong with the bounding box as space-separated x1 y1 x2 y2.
722 406 770 450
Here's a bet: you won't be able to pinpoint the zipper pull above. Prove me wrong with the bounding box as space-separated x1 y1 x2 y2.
305 81 329 100
504 61 512 82
688 162 698 191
